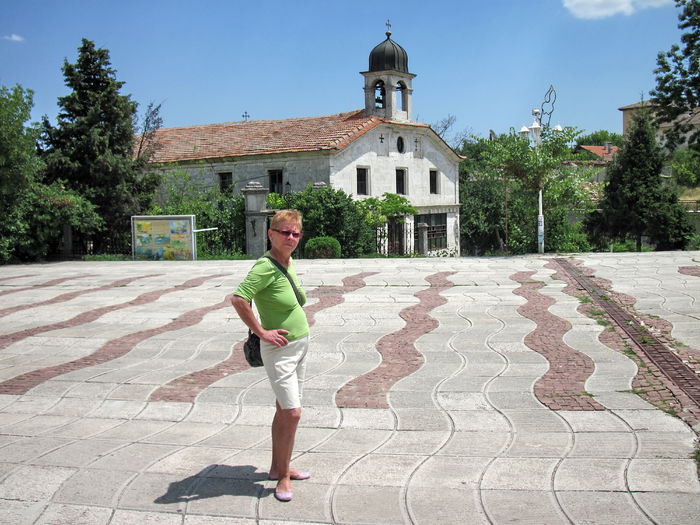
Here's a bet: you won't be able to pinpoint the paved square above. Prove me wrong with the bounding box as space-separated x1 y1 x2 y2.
0 253 698 524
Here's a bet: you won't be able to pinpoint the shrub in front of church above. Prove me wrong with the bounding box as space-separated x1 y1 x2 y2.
269 185 375 257
304 236 341 258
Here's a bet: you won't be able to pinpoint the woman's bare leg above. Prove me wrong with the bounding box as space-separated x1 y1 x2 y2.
269 401 301 494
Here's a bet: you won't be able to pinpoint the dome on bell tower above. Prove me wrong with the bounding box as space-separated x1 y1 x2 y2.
368 30 409 73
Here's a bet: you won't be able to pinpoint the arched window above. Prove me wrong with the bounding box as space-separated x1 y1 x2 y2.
374 80 386 108
396 81 407 111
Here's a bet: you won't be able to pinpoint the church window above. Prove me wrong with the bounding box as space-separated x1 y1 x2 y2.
218 172 232 192
430 170 439 194
397 136 405 153
268 169 283 194
396 168 406 195
374 80 385 108
357 167 369 195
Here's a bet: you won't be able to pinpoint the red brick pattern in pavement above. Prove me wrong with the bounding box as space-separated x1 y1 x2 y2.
0 274 161 318
679 266 700 278
0 274 228 351
0 274 94 297
0 274 37 283
554 259 700 429
0 294 233 395
149 272 378 403
335 271 456 409
511 269 604 411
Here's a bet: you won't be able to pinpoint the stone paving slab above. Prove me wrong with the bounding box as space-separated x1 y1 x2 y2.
0 253 698 524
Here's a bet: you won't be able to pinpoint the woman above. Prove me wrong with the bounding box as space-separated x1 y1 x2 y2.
231 209 310 502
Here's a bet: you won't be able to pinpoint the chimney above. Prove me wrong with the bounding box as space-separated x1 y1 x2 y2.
604 142 612 154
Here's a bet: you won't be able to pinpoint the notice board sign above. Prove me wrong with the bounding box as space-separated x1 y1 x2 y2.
131 215 196 260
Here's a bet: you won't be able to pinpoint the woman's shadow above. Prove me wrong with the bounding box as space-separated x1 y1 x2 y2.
154 464 273 504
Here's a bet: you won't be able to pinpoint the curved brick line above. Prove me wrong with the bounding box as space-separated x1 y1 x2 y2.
0 295 233 395
304 272 379 327
679 266 700 278
0 274 162 318
0 273 229 351
0 274 37 284
511 269 604 411
0 274 95 297
558 259 700 428
335 271 456 409
149 272 378 403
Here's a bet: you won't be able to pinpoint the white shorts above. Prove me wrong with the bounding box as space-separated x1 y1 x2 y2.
260 335 309 410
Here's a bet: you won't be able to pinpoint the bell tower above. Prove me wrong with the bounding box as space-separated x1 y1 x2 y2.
362 23 415 122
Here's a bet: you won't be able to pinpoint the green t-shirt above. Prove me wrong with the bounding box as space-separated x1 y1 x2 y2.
234 253 309 342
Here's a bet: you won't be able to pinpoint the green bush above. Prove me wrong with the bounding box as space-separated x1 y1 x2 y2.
687 234 700 250
149 170 246 258
268 185 375 257
305 236 341 258
2 181 103 263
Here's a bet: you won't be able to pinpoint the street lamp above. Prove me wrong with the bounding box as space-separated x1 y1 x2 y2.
520 109 545 254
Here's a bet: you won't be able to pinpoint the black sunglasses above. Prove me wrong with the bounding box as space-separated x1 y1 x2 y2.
272 228 302 239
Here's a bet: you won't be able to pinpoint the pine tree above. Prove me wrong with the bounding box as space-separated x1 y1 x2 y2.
650 0 700 151
40 39 147 243
586 111 693 251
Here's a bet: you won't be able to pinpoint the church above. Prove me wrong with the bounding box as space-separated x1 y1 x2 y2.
147 28 462 255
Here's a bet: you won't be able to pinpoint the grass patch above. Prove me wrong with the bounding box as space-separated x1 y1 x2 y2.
660 406 678 417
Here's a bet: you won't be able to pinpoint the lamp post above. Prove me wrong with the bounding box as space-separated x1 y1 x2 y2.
518 104 563 255
519 109 545 254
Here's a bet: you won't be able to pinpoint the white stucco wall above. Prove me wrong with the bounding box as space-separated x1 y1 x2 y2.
329 124 458 207
154 152 332 194
329 123 460 252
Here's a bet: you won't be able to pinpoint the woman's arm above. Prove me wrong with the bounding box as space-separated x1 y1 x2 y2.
231 294 289 347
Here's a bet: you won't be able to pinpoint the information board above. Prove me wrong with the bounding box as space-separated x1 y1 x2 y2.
131 215 196 260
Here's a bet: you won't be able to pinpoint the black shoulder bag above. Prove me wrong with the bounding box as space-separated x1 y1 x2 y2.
243 255 303 367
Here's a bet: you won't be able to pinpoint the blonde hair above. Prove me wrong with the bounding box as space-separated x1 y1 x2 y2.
270 209 303 230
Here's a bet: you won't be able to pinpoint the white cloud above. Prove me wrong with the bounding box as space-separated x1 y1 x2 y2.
3 34 25 42
563 0 673 19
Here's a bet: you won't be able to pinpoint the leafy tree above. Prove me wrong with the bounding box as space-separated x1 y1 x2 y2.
356 192 417 228
650 0 700 151
0 84 102 263
458 138 510 254
40 38 157 245
0 85 41 212
670 147 700 186
585 110 693 251
462 127 593 254
575 130 624 148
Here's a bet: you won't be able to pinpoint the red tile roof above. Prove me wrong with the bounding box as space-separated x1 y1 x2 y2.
579 145 619 161
146 109 389 164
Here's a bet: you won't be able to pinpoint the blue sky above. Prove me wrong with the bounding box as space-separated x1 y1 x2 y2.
1 0 682 143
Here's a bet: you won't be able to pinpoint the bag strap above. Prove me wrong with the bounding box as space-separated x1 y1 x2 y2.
264 254 303 305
